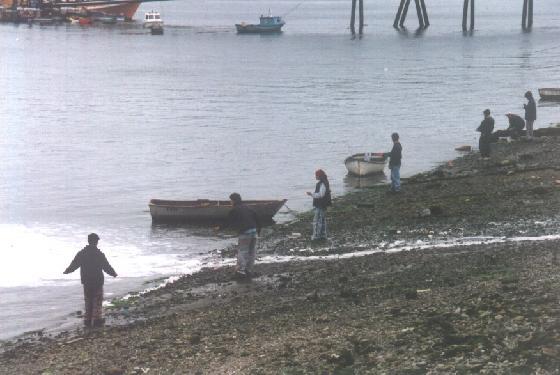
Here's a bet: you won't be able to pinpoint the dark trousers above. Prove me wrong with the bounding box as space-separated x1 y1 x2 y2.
479 136 491 157
83 285 104 325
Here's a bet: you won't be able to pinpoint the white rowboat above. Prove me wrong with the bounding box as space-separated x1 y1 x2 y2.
344 153 387 176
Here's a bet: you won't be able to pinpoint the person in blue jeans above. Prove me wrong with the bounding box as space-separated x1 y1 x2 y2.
384 133 402 193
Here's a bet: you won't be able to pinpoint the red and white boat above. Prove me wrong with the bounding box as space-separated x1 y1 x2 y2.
54 0 167 20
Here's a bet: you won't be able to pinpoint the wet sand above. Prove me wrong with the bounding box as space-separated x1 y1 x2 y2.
2 129 560 374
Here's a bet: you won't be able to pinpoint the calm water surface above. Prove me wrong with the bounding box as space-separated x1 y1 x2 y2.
1 0 560 339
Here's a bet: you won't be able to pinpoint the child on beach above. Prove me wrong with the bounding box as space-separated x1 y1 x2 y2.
63 233 117 327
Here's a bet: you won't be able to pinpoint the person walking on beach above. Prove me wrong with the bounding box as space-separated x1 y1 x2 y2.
384 133 402 193
524 90 536 139
306 169 331 241
227 193 261 279
477 109 495 158
63 233 117 328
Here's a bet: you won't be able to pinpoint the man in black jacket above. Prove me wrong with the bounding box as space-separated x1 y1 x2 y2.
477 109 495 158
505 113 525 139
227 193 261 279
384 133 402 193
64 233 117 327
524 91 536 139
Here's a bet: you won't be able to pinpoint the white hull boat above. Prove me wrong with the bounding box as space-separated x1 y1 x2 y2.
344 153 386 176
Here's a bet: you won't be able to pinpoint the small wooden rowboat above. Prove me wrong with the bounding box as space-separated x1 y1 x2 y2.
538 88 560 100
149 199 287 223
344 153 387 176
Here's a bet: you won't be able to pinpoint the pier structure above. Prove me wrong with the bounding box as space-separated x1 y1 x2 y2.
462 0 475 31
393 0 429 30
522 0 534 30
349 0 364 37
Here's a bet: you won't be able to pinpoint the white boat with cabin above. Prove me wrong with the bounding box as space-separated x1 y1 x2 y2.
143 10 162 28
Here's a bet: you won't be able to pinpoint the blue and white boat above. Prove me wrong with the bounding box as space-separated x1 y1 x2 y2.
235 12 285 33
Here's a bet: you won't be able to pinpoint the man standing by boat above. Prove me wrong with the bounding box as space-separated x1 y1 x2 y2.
477 109 494 158
63 233 117 328
384 133 402 193
227 193 261 279
524 91 536 139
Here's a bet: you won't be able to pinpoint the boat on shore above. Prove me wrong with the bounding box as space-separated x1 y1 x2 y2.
235 13 285 34
344 153 387 176
539 88 560 101
149 198 287 224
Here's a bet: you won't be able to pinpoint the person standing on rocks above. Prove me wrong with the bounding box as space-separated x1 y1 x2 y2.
63 233 117 328
306 169 331 241
384 132 402 193
477 109 495 158
524 90 536 139
227 193 261 279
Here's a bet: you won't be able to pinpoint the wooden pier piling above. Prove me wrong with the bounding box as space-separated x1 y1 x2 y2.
349 0 363 36
394 0 428 29
522 0 534 30
462 0 474 31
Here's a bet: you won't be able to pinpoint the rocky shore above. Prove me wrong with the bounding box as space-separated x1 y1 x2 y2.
2 130 560 374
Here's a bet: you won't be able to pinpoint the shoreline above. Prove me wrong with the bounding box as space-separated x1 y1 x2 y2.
2 130 560 373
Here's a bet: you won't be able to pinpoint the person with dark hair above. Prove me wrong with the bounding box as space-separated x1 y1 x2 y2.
306 169 331 241
227 192 261 279
505 113 525 139
477 109 494 158
524 91 536 139
63 233 117 327
384 133 402 193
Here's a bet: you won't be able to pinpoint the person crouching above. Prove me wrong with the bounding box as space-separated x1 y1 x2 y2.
63 233 117 327
228 193 261 279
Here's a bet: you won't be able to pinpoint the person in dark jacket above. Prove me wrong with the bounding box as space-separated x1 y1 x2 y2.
505 113 525 139
384 133 402 193
477 109 495 158
524 91 536 139
63 233 117 327
227 193 261 279
306 169 331 241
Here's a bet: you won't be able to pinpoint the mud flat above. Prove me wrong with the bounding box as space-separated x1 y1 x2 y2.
2 131 560 374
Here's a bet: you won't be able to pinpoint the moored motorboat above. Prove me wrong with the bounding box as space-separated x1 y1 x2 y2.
143 10 162 28
236 13 285 33
538 88 560 101
149 199 287 224
344 153 387 176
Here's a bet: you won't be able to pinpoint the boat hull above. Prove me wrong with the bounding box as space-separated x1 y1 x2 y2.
83 2 140 20
235 24 284 33
149 199 287 224
539 88 560 100
345 154 386 176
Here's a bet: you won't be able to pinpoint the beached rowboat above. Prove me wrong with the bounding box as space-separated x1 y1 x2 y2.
538 88 560 100
149 199 287 223
344 153 387 176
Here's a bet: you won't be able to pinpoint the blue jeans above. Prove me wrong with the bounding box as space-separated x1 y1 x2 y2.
312 207 327 240
238 229 257 273
390 166 401 192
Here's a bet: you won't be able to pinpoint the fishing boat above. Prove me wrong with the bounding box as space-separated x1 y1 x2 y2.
149 198 287 224
143 10 162 28
538 88 560 101
52 0 169 21
235 13 285 33
344 153 387 176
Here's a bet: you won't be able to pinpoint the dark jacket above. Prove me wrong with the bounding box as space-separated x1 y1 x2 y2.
386 142 402 169
227 203 261 235
477 116 495 137
313 180 332 209
64 245 117 288
507 114 525 130
524 98 536 121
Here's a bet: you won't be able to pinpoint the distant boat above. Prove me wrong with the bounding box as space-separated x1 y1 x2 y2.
149 199 287 224
143 10 162 28
538 88 560 100
345 153 387 176
236 13 285 33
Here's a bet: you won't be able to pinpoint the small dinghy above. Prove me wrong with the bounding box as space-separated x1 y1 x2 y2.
149 199 287 224
344 153 387 176
539 88 560 101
